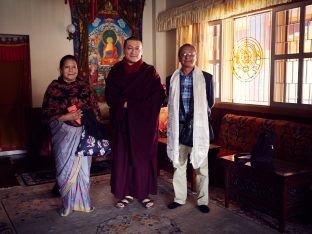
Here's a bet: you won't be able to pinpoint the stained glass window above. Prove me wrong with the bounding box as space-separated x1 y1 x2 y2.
231 12 271 105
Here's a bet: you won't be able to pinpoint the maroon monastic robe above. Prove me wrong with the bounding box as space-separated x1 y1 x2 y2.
105 59 166 200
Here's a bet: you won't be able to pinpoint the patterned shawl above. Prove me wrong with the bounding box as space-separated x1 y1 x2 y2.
42 76 101 124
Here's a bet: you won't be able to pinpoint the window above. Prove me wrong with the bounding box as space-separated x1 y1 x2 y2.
178 1 312 108
271 2 312 105
226 11 271 105
206 22 221 100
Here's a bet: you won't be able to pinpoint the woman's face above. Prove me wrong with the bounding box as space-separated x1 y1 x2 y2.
61 59 78 83
124 39 142 65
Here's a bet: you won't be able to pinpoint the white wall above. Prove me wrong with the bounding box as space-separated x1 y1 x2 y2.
154 0 167 82
142 0 154 65
0 0 73 107
143 0 170 82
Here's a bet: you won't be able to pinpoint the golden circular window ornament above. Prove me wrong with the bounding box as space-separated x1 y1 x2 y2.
232 37 263 82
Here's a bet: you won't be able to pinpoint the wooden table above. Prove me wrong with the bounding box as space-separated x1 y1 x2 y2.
157 137 221 192
220 155 312 233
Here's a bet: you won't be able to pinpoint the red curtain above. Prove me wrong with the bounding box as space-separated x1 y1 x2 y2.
0 36 31 107
0 35 31 151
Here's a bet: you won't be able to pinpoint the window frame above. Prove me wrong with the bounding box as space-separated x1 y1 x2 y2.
208 20 222 103
270 0 312 109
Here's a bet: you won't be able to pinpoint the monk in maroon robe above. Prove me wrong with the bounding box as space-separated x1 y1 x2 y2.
105 37 166 208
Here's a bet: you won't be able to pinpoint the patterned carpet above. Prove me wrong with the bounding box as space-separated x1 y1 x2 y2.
18 160 112 186
0 171 311 234
96 213 182 233
160 171 312 234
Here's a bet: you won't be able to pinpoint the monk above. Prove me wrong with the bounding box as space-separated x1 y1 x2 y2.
105 36 166 209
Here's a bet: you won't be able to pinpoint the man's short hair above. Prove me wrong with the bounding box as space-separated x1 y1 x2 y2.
124 36 142 49
178 43 197 57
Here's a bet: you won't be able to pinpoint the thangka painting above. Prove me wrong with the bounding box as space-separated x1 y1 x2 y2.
88 17 131 98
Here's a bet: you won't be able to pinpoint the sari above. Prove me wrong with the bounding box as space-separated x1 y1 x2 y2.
50 120 93 216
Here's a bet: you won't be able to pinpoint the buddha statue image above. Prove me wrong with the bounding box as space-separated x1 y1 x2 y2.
100 29 119 66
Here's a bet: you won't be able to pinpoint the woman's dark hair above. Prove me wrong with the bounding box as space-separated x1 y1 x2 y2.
124 36 142 49
59 55 78 70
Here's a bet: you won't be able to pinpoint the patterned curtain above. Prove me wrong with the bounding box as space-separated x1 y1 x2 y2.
118 0 145 39
67 1 92 81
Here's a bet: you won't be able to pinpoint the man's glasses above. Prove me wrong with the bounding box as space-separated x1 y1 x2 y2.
180 52 196 58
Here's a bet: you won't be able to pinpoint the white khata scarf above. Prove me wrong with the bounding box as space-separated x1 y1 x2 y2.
167 66 210 169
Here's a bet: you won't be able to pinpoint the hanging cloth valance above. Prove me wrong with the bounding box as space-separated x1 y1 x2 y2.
157 0 295 32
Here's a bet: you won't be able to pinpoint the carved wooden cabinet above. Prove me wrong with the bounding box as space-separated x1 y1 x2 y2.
220 155 312 233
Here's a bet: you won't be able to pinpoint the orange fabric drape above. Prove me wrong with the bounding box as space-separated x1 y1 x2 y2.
175 23 205 69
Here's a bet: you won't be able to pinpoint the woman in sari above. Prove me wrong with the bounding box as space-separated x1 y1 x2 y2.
42 55 102 216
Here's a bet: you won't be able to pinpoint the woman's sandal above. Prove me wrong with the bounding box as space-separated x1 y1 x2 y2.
115 196 134 208
141 198 154 209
